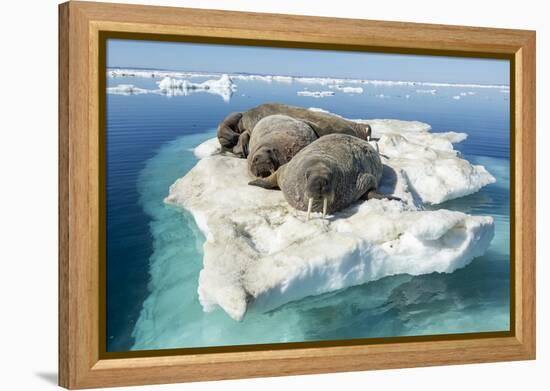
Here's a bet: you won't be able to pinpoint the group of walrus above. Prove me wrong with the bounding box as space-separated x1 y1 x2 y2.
216 103 400 219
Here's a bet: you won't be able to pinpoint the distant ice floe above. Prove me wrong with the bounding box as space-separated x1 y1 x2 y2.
109 68 220 79
329 85 364 94
107 68 510 91
416 89 437 95
157 75 237 102
453 91 477 100
165 115 496 321
272 76 294 84
106 74 237 102
297 90 335 98
106 84 149 96
232 74 294 84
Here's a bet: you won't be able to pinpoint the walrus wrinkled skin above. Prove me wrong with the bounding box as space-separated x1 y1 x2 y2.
248 133 400 216
216 103 372 159
247 115 318 178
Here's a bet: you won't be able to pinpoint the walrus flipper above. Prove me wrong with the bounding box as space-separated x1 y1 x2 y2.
355 173 402 202
217 112 243 150
355 173 378 200
233 131 251 158
365 189 403 202
248 172 280 190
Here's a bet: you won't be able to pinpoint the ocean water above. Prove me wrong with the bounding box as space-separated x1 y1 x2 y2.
106 74 510 352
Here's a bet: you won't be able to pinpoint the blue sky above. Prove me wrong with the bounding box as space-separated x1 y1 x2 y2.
107 39 509 85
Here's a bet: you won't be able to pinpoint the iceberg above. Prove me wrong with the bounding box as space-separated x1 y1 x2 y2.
165 117 496 321
297 90 335 98
157 74 237 102
106 75 238 101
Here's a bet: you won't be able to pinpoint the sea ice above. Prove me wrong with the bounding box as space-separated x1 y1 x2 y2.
165 117 496 320
272 75 294 83
106 74 238 101
157 75 237 102
106 84 149 95
329 85 364 94
109 68 219 79
416 89 437 94
107 68 510 91
297 90 335 98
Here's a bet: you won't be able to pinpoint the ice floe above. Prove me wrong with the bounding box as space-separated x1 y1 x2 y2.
109 68 219 79
157 75 237 102
106 74 238 102
329 85 364 94
272 76 294 83
416 89 437 94
107 68 509 91
106 84 149 95
165 116 496 320
297 90 335 98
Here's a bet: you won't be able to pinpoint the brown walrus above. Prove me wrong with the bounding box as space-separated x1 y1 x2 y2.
248 133 400 218
246 114 318 178
217 103 372 177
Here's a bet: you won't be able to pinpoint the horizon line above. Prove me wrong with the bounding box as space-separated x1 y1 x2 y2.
106 66 510 89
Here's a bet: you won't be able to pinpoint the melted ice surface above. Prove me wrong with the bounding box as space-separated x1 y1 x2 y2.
165 117 495 320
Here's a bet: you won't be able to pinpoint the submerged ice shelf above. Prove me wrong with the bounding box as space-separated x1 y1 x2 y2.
165 117 496 321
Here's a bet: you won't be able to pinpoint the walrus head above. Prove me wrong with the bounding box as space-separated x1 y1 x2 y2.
364 124 372 140
250 146 280 178
304 162 336 219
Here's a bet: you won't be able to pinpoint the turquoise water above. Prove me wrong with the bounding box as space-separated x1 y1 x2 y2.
106 74 510 352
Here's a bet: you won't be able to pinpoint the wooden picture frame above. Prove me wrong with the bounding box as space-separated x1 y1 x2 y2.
59 1 536 388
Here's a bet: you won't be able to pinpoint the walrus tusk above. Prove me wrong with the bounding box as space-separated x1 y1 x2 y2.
307 197 313 221
322 197 328 218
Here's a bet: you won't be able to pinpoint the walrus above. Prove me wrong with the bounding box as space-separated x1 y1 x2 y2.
216 103 372 159
247 114 318 178
248 133 400 218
